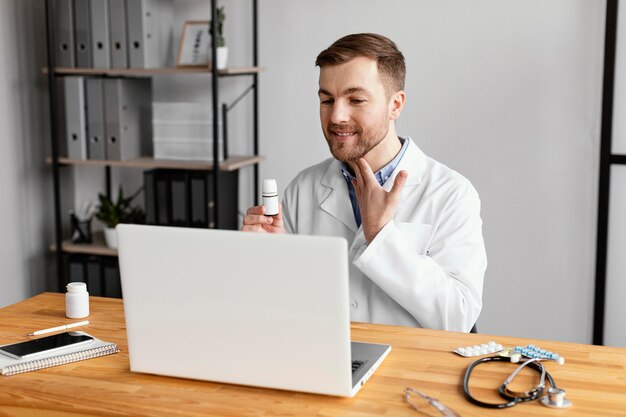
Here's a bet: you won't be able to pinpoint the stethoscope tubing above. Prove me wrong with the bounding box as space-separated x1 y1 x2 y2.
463 355 558 409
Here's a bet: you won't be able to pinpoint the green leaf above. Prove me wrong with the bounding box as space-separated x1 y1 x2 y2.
95 186 145 228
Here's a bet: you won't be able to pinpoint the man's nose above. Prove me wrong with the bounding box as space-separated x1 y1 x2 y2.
329 101 350 124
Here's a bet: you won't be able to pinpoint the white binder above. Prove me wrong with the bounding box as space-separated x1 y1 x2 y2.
126 0 174 68
63 77 88 160
89 0 110 68
108 0 128 68
54 0 75 67
104 78 152 160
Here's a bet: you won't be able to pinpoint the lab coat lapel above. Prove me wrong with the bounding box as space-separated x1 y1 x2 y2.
382 138 425 212
320 160 359 234
383 138 424 191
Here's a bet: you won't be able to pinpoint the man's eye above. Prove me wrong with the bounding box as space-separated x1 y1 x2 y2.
351 99 365 104
320 99 333 105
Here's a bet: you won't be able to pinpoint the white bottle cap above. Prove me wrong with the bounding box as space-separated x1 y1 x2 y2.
67 282 87 292
262 179 277 195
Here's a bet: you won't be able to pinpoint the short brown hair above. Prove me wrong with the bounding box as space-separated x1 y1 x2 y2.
315 33 406 94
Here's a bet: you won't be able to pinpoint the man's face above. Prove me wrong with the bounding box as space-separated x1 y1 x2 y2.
318 56 394 162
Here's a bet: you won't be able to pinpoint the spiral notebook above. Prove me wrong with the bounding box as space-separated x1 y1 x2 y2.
0 332 119 376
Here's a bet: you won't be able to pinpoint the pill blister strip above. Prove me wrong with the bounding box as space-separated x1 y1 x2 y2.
513 344 561 360
453 341 503 357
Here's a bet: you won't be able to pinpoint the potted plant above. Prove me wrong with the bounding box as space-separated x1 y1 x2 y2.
95 186 145 248
210 6 228 69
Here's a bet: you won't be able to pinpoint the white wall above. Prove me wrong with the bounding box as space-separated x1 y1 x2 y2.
0 0 609 345
0 0 54 307
612 0 626 155
606 166 626 347
258 0 605 343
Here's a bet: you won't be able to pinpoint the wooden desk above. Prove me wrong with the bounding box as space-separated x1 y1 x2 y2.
1 293 625 417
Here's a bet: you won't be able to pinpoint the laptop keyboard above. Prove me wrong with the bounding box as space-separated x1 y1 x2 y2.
351 360 365 374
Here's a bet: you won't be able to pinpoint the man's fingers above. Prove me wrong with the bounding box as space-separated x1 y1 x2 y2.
389 170 408 201
241 204 286 234
246 205 265 215
356 158 376 185
242 214 273 226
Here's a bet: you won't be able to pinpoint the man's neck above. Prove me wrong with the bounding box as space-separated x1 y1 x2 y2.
363 131 402 172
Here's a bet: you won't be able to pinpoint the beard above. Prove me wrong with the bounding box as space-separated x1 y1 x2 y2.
323 113 390 162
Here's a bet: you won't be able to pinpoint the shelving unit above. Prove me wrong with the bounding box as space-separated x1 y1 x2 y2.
44 66 264 76
48 155 263 171
51 233 118 257
43 0 261 290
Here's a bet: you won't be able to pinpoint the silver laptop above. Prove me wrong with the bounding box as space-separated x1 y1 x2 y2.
116 224 390 397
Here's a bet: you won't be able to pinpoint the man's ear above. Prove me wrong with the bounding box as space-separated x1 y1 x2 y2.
389 90 406 120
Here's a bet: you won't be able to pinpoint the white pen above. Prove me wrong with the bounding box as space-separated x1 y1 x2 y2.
28 320 90 336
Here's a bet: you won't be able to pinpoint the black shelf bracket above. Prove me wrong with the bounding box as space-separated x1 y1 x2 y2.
221 83 256 161
44 0 66 290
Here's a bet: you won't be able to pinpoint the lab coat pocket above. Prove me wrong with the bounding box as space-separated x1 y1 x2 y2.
397 222 433 255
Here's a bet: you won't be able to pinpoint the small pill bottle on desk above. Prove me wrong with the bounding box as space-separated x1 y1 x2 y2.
65 282 90 319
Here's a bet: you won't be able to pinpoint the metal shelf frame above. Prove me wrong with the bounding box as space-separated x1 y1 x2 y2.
43 0 260 290
594 0 624 345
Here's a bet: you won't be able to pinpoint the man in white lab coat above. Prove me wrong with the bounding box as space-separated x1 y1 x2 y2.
242 33 487 332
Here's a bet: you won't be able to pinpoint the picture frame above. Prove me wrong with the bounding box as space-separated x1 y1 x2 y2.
176 20 212 67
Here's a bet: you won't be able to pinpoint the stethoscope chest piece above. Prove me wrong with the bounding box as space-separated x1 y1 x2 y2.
540 387 572 409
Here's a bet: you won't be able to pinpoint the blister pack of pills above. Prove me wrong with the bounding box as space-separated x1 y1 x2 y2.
514 344 564 364
453 341 503 357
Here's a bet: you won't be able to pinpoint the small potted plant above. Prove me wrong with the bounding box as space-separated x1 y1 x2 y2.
210 6 228 69
95 186 145 248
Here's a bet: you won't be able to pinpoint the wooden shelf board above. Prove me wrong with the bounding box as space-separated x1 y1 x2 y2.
51 234 118 257
217 67 265 76
48 155 264 171
44 66 264 76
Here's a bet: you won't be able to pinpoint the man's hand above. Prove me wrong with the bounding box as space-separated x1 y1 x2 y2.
352 158 407 242
241 204 286 234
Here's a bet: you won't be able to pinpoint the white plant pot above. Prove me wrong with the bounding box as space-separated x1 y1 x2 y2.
103 227 118 249
216 46 228 70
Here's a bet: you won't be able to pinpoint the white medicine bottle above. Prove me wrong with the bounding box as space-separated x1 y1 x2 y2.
65 282 89 319
262 179 279 216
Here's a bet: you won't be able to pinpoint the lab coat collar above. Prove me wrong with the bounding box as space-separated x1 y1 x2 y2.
319 137 426 233
382 136 424 191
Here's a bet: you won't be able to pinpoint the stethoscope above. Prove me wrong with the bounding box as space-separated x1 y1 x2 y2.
463 350 572 409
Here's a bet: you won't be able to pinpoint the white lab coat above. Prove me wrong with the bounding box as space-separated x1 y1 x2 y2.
282 137 487 332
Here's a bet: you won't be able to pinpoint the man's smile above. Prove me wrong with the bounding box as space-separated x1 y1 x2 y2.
329 125 360 141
